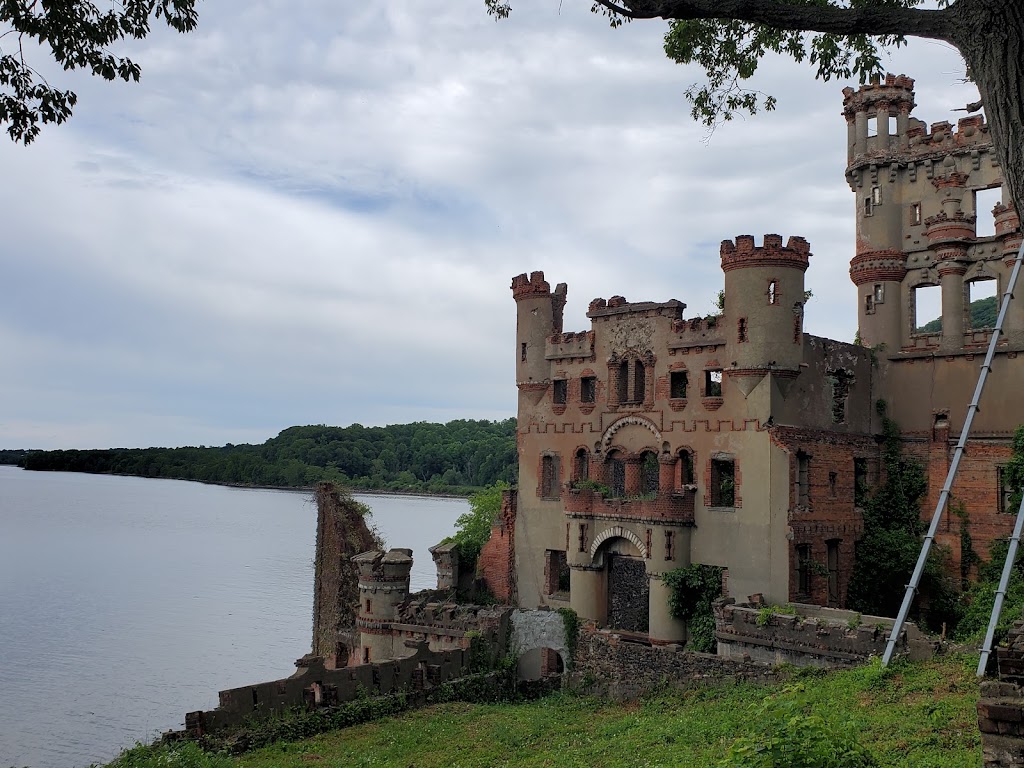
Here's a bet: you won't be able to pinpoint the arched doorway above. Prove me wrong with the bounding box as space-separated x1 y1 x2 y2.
590 527 649 633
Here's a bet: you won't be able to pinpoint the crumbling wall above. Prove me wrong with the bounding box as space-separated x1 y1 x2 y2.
979 621 1024 767
572 625 779 700
311 483 385 661
714 599 934 667
478 488 517 603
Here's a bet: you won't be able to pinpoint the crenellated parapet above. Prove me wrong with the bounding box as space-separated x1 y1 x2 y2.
842 73 916 120
720 234 811 273
512 271 560 301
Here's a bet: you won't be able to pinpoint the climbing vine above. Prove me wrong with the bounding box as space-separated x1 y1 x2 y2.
661 564 724 653
557 607 581 669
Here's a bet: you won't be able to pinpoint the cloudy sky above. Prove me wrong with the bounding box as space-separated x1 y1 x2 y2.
0 1 979 450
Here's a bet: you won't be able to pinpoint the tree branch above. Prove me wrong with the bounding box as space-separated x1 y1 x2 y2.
615 0 954 42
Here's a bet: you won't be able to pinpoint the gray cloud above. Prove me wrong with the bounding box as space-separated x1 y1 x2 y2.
0 1 979 448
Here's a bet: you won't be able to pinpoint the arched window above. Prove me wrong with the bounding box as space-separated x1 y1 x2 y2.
616 361 629 404
606 450 626 498
640 451 659 495
573 448 589 483
633 360 646 403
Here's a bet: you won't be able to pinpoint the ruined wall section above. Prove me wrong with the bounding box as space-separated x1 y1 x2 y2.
311 483 385 664
477 487 517 603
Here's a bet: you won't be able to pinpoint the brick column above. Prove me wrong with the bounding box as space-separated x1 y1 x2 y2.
625 457 643 496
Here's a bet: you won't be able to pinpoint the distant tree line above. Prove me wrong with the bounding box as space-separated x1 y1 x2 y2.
920 295 998 333
13 419 518 495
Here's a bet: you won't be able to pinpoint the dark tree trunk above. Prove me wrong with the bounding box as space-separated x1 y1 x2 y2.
951 0 1024 221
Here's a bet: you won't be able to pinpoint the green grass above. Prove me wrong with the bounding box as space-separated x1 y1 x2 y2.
108 654 983 768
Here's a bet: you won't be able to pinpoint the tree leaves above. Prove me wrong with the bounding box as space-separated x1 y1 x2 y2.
0 0 198 143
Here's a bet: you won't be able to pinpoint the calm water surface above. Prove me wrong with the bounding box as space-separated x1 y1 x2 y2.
0 466 465 768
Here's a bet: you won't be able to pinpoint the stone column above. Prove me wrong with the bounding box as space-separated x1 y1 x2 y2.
938 261 967 349
648 575 687 644
570 566 606 626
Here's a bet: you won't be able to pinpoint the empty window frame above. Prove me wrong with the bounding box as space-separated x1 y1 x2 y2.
975 186 1002 237
665 530 675 561
545 550 570 595
705 369 723 398
911 202 922 226
738 317 748 342
606 451 626 498
541 454 559 498
888 114 898 135
678 449 695 486
633 360 646 404
710 457 735 507
616 361 629 404
864 196 874 217
640 451 660 496
829 471 838 498
796 451 810 506
854 458 868 506
998 466 1020 514
874 284 885 303
872 186 882 205
768 280 778 304
968 279 998 329
580 375 596 403
553 379 567 405
864 294 875 314
829 370 853 424
573 448 589 484
796 543 812 596
826 540 841 605
521 342 527 362
670 370 688 399
913 284 942 333
867 115 878 137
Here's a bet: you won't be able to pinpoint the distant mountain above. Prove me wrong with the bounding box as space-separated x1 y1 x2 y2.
919 295 998 333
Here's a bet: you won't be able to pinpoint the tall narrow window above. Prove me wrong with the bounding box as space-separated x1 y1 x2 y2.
553 379 567 405
829 370 852 425
768 280 777 304
874 284 885 303
738 317 748 342
541 455 558 498
711 458 735 507
581 376 596 403
865 294 875 314
705 369 723 398
998 466 1019 514
633 360 646 404
796 451 810 506
867 115 878 137
854 458 868 506
827 540 841 606
573 448 589 484
678 450 695 486
607 451 626 498
911 202 922 225
913 284 942 333
796 543 811 596
975 186 1002 237
864 196 874 216
640 451 659 496
670 370 688 399
616 361 629 404
872 186 882 205
829 471 838 498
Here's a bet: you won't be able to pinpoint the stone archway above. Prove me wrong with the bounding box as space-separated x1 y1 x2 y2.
590 527 649 634
510 610 569 680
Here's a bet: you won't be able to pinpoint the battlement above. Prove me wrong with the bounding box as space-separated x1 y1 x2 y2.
904 114 990 154
842 73 916 115
720 234 811 273
586 297 685 319
354 549 413 585
511 271 567 301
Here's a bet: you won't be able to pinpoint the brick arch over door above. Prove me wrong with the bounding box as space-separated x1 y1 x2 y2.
589 525 648 564
600 415 662 452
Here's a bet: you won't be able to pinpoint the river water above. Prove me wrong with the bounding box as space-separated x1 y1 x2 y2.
0 466 466 768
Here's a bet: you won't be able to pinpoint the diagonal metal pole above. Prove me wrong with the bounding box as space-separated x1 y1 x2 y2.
977 490 1024 677
882 235 1024 667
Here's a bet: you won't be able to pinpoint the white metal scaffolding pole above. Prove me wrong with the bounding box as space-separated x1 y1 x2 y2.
882 235 1024 668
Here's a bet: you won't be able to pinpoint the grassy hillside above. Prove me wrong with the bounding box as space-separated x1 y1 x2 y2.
109 654 982 768
920 295 998 333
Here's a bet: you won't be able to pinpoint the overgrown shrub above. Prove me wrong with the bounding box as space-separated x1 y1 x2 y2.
661 564 724 653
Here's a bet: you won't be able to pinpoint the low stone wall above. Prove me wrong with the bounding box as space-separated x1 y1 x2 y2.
571 626 780 700
182 642 473 735
714 600 934 668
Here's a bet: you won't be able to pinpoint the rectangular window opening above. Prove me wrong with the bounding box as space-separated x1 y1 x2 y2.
553 379 567 405
705 369 723 398
738 317 748 342
679 451 695 486
711 458 735 507
874 284 884 303
864 196 874 217
616 361 629 404
633 361 646 404
888 115 898 136
911 202 922 226
968 279 998 329
796 452 810 507
867 115 878 137
998 466 1019 514
829 370 852 424
827 540 840 606
829 471 838 498
913 284 942 333
854 458 868 506
541 454 559 498
581 376 596 403
797 543 811 596
664 530 675 561
521 342 527 362
975 187 1002 238
545 550 570 595
865 294 875 315
872 186 882 205
670 370 688 399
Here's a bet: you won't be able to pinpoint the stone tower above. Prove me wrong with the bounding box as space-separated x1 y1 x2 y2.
353 548 412 664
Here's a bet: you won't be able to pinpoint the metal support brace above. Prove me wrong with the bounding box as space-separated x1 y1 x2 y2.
882 235 1024 667
977 491 1024 676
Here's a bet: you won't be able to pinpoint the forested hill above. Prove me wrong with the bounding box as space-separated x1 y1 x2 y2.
920 295 997 333
12 419 518 494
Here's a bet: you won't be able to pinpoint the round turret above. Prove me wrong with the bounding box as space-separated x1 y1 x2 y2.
511 270 567 388
721 234 810 380
353 548 413 663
